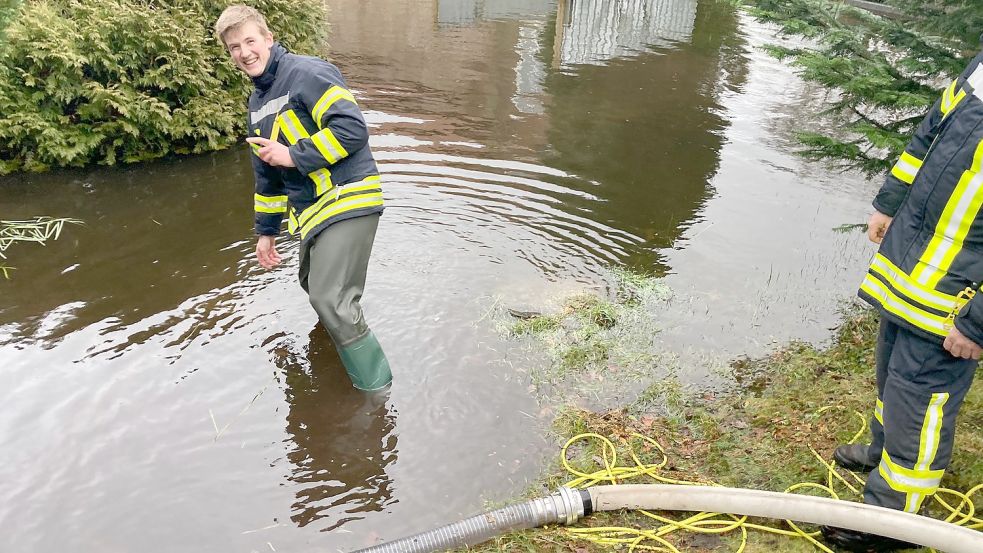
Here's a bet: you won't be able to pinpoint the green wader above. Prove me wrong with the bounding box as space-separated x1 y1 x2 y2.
298 213 392 391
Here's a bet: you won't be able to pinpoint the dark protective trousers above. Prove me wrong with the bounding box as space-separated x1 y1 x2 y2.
862 318 976 512
298 214 392 391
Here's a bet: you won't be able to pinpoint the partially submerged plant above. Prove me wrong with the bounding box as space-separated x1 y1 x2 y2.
0 216 81 278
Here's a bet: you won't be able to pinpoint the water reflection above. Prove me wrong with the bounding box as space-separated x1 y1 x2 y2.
276 326 397 531
330 0 746 274
555 0 698 67
544 0 746 267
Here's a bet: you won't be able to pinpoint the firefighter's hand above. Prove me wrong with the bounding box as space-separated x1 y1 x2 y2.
256 235 282 269
867 211 893 244
944 326 982 360
246 137 296 168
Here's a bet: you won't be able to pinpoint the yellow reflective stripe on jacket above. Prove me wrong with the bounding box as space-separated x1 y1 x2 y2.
868 253 957 312
300 194 384 239
874 398 884 426
912 139 983 287
263 110 344 211
287 207 298 234
296 176 381 229
309 168 332 197
276 110 310 145
312 85 357 128
311 128 349 164
890 151 923 185
860 273 949 336
270 117 283 143
254 193 288 214
941 80 967 119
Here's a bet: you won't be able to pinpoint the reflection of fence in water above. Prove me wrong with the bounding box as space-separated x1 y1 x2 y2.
557 0 698 67
436 0 552 24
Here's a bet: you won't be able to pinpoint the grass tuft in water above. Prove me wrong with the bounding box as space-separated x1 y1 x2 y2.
506 269 672 388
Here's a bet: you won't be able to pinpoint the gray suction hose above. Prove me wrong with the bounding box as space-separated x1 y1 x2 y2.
353 487 588 553
355 484 983 553
589 484 983 553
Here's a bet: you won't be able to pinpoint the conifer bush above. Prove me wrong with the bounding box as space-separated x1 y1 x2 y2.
0 0 326 174
746 0 983 175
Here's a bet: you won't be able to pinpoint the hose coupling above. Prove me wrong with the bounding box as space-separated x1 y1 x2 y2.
552 486 587 525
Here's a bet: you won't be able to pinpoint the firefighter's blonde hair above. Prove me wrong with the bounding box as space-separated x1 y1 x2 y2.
214 5 271 45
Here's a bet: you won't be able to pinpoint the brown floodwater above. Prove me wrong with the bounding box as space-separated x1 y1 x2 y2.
0 1 880 550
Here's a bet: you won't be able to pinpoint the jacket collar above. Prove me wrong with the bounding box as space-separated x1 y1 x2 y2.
252 42 287 92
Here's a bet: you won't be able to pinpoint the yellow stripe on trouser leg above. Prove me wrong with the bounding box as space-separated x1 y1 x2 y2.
906 393 950 512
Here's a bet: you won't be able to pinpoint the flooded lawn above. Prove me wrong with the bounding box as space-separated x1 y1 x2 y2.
0 1 877 550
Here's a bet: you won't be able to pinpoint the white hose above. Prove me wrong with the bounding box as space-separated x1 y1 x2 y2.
588 484 983 553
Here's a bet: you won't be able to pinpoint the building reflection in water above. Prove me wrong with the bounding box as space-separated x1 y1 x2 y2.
554 0 698 67
275 326 398 531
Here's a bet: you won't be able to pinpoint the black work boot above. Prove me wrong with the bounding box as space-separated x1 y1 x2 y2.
833 443 878 472
821 525 920 552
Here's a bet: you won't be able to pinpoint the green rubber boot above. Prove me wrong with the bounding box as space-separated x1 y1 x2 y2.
338 331 392 391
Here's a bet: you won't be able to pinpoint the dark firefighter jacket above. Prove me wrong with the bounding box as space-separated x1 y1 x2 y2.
861 50 983 345
248 43 383 243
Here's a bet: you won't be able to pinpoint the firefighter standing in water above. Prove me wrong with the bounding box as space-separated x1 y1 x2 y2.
214 5 391 391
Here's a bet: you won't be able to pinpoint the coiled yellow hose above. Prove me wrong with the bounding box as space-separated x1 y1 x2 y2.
559 406 982 552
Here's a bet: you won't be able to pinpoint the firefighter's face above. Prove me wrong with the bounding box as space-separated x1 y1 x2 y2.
225 22 274 78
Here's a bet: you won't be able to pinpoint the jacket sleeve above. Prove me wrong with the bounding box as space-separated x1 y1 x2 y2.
286 66 368 177
251 146 287 236
954 296 983 345
874 57 981 216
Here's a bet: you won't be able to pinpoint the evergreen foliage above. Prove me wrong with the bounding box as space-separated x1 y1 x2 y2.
0 0 21 43
0 0 326 174
745 0 983 176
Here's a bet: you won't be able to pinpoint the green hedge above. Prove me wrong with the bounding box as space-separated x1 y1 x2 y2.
0 0 326 174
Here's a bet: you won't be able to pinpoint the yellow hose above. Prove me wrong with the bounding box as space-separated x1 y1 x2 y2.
559 406 982 552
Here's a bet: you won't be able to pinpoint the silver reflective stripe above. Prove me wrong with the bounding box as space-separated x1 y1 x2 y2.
279 112 306 143
880 462 941 492
968 64 983 101
894 157 919 178
250 93 290 125
870 256 955 311
860 275 947 333
256 197 288 210
918 169 983 281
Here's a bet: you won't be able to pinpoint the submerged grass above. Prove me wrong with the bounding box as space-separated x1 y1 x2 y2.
506 269 672 390
466 306 983 552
